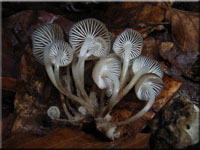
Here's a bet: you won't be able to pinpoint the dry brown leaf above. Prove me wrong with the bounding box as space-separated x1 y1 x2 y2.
161 8 200 79
166 8 199 52
102 3 167 38
11 45 64 134
1 77 16 92
142 36 162 60
3 127 150 149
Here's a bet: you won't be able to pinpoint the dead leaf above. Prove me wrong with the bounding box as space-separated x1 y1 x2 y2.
3 128 150 149
161 8 200 80
166 8 199 52
142 36 162 60
11 45 64 134
1 77 16 92
102 3 168 38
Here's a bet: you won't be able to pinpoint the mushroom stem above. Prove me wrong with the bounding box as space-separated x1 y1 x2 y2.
66 99 80 116
76 56 90 100
66 66 81 117
110 85 155 126
60 94 73 119
72 58 81 97
119 42 131 89
100 72 120 117
76 40 101 101
44 43 60 91
101 67 149 118
89 84 98 109
79 45 101 85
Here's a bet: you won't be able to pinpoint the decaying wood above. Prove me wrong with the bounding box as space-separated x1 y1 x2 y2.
150 95 199 149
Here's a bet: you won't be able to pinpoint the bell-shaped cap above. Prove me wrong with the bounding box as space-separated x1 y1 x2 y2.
92 57 121 89
132 56 164 79
113 29 143 60
49 40 73 67
47 106 60 120
135 73 164 101
69 18 111 55
32 23 64 64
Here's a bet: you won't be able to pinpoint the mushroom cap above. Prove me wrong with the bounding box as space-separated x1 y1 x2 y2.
132 56 164 79
88 36 109 57
92 57 121 89
47 106 60 120
69 18 111 55
135 73 164 101
49 40 73 67
32 23 64 64
113 29 143 60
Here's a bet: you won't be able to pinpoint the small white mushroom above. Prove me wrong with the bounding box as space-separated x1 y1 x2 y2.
32 23 64 91
119 56 163 100
92 57 121 100
69 18 111 100
78 106 87 115
106 126 120 140
47 106 60 120
49 40 73 93
69 18 111 56
113 29 143 88
92 56 121 117
132 56 163 79
32 23 64 65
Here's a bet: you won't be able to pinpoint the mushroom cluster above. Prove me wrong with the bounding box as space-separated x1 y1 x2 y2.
31 18 165 140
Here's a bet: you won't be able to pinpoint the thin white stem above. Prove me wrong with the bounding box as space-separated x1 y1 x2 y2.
72 58 81 97
76 57 89 100
60 94 73 119
100 72 120 117
76 39 100 101
110 85 155 126
107 72 120 105
119 42 131 89
66 66 80 116
66 99 80 116
44 43 60 91
89 84 98 108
